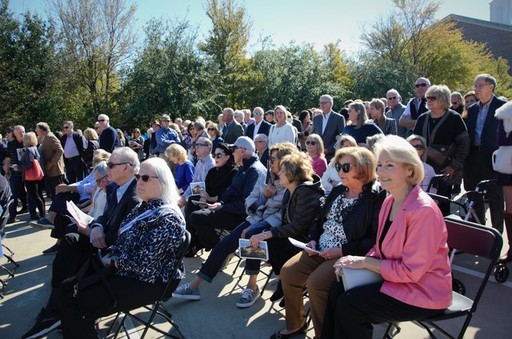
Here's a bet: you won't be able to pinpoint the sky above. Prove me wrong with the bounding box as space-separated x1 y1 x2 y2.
9 0 490 57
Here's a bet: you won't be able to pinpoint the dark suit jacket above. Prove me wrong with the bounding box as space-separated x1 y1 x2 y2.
99 125 119 152
91 178 139 246
41 133 65 177
222 120 244 144
312 111 346 157
246 120 271 139
60 131 85 157
465 95 506 171
259 148 269 168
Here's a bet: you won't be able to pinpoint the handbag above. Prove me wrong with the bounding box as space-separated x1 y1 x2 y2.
492 146 512 174
427 144 454 169
25 159 44 181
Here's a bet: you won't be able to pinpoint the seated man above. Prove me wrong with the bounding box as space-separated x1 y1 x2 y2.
22 147 140 339
187 137 266 254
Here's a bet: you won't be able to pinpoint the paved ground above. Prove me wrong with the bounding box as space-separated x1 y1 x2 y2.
2 206 512 338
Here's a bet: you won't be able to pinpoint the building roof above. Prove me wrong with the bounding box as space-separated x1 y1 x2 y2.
441 14 512 66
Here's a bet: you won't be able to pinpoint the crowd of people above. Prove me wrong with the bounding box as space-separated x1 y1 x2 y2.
0 72 511 339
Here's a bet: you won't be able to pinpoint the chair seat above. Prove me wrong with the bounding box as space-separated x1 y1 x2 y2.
422 289 473 322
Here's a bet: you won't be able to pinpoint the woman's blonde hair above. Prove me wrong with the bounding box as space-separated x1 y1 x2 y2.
165 143 188 163
23 132 38 147
280 152 314 184
83 127 99 141
374 135 424 186
306 133 324 156
333 146 377 184
349 102 369 128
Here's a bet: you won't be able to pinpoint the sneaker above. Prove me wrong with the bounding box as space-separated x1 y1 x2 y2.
22 308 61 339
172 283 201 300
236 287 260 308
42 244 60 255
30 217 54 230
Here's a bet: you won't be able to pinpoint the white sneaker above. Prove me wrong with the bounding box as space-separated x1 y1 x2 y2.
172 283 201 300
236 287 260 308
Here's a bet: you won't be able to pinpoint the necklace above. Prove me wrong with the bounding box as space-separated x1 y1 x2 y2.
389 186 412 221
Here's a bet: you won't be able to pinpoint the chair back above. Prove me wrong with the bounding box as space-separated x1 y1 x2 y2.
0 199 14 236
162 229 191 300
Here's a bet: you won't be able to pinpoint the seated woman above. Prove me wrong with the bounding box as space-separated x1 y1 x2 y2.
305 133 328 177
165 143 194 195
274 146 384 339
58 157 187 338
322 135 452 339
173 142 301 307
322 135 358 196
407 134 436 193
207 122 224 153
341 101 383 145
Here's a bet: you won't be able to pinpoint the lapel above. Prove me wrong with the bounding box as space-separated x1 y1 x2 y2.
484 96 499 129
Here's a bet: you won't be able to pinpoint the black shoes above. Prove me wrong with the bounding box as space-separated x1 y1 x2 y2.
270 281 284 302
21 308 61 339
42 244 60 255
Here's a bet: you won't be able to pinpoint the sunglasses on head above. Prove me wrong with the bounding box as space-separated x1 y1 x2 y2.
335 162 353 173
306 141 316 146
415 83 428 88
135 174 159 182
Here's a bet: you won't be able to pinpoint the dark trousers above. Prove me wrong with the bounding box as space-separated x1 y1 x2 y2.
188 208 246 251
198 220 269 282
245 237 301 276
48 191 80 214
322 282 445 339
25 180 45 218
8 174 26 219
464 148 504 231
45 174 66 199
64 156 86 184
59 272 178 339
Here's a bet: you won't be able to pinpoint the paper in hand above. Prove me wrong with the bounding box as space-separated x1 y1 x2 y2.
66 200 94 226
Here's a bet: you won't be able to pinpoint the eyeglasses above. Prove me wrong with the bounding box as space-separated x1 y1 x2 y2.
253 112 263 116
451 102 458 105
319 101 330 105
305 141 316 146
426 96 437 101
135 174 159 182
162 119 170 122
254 140 265 143
415 83 428 88
473 83 491 89
387 96 397 100
107 161 131 169
97 119 106 122
335 162 353 173
195 143 210 147
95 175 108 184
207 128 216 131
411 144 425 150
214 153 226 158
63 126 70 129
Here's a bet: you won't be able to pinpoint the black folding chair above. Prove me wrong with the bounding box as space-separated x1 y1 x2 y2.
107 230 191 339
1 200 19 279
384 216 502 339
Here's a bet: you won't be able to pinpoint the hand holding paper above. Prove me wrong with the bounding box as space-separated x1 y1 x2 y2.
288 238 320 254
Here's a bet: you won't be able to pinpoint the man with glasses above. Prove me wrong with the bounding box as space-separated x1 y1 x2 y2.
60 121 87 183
97 114 119 152
254 133 269 167
312 94 345 161
385 89 407 138
22 147 139 339
399 77 431 137
246 107 271 140
450 91 464 114
464 73 506 232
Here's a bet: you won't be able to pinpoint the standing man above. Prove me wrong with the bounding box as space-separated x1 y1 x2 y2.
464 74 506 232
36 122 65 199
60 121 87 184
399 77 430 137
450 91 464 114
153 114 180 156
246 107 271 140
97 114 119 152
243 109 255 126
221 108 244 144
385 89 407 138
3 125 27 223
312 94 345 161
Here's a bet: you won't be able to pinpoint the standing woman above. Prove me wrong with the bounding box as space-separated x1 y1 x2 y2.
323 135 452 339
116 129 126 147
342 102 383 145
495 101 512 262
129 128 145 162
368 98 397 135
298 110 313 150
413 84 470 215
461 90 477 121
305 133 328 177
268 105 296 147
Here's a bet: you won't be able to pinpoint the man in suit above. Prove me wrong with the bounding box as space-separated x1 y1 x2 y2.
246 107 271 140
60 121 87 183
221 108 244 144
97 114 119 152
464 73 506 232
313 94 345 161
22 147 140 338
399 77 430 137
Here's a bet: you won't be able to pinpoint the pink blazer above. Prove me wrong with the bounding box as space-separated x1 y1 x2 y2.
366 185 452 309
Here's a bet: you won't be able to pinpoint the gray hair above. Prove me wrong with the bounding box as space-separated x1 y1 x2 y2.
141 157 181 207
234 110 245 121
254 133 268 144
474 73 497 92
36 122 50 133
320 94 333 105
112 147 140 174
93 161 109 177
426 85 451 111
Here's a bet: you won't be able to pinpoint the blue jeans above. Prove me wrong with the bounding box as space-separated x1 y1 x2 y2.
197 220 270 283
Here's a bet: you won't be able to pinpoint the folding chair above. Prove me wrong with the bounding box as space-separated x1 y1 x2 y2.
384 216 502 339
107 230 191 339
1 199 19 279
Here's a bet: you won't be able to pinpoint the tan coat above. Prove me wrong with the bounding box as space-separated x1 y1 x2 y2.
40 132 65 177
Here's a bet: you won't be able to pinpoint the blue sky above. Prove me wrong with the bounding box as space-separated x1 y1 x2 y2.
9 0 489 56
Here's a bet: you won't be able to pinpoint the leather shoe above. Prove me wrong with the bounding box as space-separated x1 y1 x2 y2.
270 323 307 339
269 281 283 302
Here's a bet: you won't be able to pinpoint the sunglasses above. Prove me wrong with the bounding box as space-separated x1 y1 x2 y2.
97 119 106 122
387 96 397 100
162 119 170 122
95 175 108 184
214 153 226 158
107 161 130 169
411 144 425 150
63 126 70 129
207 128 216 131
451 102 458 105
426 96 437 101
335 162 353 173
305 141 316 146
135 174 159 182
415 83 428 88
195 143 210 147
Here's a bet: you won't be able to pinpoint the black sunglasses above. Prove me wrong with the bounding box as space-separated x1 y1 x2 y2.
335 162 353 173
107 161 131 169
63 126 70 129
135 174 159 182
411 144 425 150
213 153 226 158
387 96 397 100
95 175 108 184
415 83 428 88
426 96 437 101
306 141 316 146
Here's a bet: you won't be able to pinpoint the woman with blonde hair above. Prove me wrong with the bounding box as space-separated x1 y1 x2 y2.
166 143 194 194
305 133 328 177
322 135 358 195
268 105 296 147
